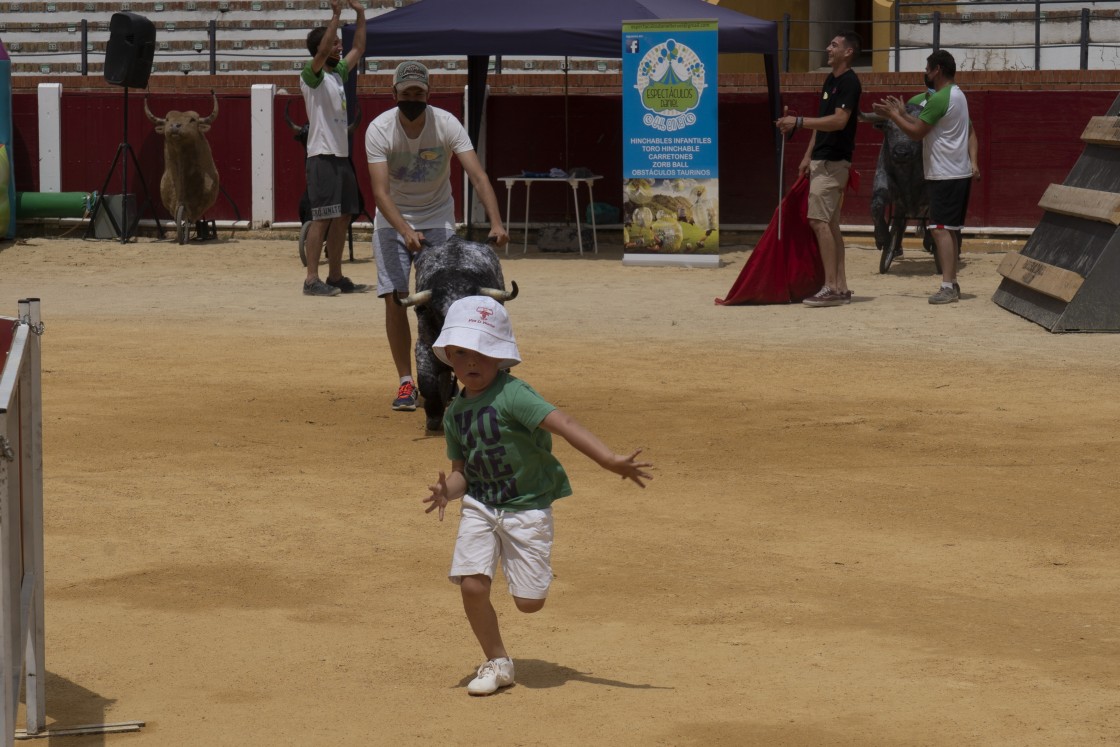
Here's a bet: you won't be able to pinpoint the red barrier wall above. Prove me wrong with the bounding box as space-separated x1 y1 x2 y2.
485 90 1118 229
7 88 1118 228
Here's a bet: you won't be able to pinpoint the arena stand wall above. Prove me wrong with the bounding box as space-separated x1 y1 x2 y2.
3 2 1120 229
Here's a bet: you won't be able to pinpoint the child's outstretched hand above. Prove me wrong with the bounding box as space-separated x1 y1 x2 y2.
606 448 654 488
424 471 451 521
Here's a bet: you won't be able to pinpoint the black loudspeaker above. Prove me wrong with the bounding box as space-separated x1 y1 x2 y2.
104 12 156 89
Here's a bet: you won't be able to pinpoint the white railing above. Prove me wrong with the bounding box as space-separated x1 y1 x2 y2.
0 299 45 746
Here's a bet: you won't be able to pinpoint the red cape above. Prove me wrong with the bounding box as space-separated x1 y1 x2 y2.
715 174 828 306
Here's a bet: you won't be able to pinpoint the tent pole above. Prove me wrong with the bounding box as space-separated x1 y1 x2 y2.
466 55 489 239
764 52 784 214
564 56 570 173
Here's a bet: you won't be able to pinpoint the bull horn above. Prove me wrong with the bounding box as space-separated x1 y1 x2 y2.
858 111 886 124
143 95 165 126
478 281 518 303
284 99 305 134
392 289 433 308
347 100 363 133
200 90 219 125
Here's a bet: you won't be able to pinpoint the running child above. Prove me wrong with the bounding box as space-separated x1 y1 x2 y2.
423 295 653 696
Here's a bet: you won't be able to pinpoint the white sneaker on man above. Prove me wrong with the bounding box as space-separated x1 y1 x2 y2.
467 657 515 696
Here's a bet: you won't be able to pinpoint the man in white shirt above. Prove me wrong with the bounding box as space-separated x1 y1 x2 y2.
366 61 509 411
874 50 971 304
299 0 368 297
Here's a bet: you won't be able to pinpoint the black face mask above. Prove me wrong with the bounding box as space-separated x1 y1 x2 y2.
397 101 427 121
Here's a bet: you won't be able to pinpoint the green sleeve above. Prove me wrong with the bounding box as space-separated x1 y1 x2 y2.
919 87 950 126
301 60 322 88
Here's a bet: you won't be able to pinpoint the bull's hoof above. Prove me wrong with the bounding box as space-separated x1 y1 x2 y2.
425 417 444 434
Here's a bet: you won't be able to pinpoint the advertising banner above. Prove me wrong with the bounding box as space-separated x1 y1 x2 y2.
622 20 718 265
0 42 14 238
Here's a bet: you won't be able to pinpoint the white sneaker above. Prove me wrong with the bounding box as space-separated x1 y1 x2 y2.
467 658 515 696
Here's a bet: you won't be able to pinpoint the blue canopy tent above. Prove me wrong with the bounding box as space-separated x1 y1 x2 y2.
342 0 782 228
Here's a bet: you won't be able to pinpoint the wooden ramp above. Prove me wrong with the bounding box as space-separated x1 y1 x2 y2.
992 94 1120 332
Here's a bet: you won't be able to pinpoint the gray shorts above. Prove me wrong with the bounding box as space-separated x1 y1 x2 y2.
373 226 454 297
305 155 359 221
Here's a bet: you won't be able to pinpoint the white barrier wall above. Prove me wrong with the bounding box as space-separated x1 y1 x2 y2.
251 83 277 228
0 299 46 745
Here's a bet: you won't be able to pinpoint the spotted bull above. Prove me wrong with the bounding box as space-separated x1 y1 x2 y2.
394 236 515 434
393 237 517 432
144 92 219 244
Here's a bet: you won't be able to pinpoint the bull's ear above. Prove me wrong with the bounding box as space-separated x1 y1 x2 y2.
198 123 211 133
155 123 166 134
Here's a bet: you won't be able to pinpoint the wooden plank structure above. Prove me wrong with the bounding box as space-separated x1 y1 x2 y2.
993 94 1120 331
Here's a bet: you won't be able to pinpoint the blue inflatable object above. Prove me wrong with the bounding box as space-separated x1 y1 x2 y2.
0 40 13 239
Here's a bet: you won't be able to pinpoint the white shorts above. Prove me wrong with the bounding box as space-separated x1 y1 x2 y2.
449 495 554 600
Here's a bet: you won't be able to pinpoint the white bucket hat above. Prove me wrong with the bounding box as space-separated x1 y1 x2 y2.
432 296 521 369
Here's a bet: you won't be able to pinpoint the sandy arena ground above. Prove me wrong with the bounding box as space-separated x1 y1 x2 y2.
0 230 1118 746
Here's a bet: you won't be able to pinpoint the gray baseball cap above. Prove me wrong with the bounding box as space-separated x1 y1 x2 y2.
393 61 429 92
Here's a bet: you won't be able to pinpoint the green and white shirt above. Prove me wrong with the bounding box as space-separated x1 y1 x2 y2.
300 59 350 158
910 85 971 180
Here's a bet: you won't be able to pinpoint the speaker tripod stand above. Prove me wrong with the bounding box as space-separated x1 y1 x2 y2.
85 85 165 243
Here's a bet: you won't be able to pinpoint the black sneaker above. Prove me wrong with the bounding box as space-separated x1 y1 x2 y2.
326 275 372 294
303 278 341 297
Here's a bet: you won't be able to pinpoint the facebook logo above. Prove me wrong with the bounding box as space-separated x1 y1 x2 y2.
627 39 639 54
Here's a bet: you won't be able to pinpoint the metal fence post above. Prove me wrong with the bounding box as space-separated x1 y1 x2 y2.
894 0 901 72
80 19 88 76
933 11 940 52
1035 0 1042 70
1080 8 1090 70
209 20 217 75
782 13 791 72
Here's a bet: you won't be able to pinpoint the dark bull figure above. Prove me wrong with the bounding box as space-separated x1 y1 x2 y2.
860 103 935 273
144 92 220 244
393 237 518 433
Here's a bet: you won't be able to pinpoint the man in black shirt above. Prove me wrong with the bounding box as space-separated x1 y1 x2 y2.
776 32 862 307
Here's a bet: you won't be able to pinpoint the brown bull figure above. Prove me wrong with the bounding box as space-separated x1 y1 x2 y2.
144 92 220 244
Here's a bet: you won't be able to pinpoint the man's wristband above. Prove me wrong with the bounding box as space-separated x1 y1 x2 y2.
796 116 804 130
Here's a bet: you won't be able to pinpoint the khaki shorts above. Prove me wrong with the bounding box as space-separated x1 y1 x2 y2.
807 159 851 224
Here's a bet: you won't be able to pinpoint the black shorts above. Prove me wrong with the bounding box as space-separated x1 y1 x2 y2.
927 177 971 231
305 155 359 221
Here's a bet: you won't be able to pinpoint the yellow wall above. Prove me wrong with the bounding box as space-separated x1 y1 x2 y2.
718 0 811 74
873 0 894 72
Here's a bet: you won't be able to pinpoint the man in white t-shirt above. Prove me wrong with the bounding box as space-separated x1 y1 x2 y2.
874 50 971 304
365 61 509 412
299 0 367 297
